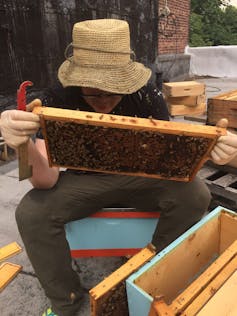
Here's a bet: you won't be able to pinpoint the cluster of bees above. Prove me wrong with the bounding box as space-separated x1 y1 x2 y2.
45 120 212 179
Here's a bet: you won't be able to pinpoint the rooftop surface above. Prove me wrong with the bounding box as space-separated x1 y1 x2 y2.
1 77 237 316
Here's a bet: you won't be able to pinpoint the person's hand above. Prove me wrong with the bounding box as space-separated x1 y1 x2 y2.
210 118 237 165
0 99 41 149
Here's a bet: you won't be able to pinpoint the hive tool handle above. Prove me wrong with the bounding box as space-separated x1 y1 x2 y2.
17 81 33 181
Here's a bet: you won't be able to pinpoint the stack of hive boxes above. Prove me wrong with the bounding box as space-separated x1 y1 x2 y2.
162 81 206 117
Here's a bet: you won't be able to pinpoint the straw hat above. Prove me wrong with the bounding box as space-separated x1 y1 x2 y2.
58 19 151 94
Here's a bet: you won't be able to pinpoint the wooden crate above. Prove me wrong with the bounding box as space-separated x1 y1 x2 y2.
163 81 205 97
33 106 225 182
207 89 237 128
126 206 237 316
89 244 156 316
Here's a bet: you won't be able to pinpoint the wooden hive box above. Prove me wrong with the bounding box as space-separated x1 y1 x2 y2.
207 89 237 128
126 206 237 316
162 81 205 97
33 106 225 182
163 81 206 116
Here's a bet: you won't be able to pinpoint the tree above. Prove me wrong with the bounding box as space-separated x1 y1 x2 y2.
189 0 237 46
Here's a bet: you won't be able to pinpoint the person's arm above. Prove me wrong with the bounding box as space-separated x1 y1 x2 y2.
210 118 237 167
27 138 59 188
0 99 59 189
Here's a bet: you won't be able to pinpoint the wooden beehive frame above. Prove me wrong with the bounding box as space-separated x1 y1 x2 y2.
33 106 226 181
207 89 237 128
89 244 156 316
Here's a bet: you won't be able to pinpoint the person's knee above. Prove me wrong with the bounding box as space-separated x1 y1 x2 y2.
15 190 46 232
194 181 211 211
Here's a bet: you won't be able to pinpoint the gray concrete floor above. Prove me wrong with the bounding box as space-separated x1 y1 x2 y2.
1 77 237 316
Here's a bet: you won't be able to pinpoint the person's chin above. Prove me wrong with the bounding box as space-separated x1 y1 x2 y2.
94 106 113 113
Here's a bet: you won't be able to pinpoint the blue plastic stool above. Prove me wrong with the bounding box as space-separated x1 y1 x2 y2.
65 208 160 257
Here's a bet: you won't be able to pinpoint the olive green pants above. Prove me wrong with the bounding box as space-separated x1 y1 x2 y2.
15 172 211 316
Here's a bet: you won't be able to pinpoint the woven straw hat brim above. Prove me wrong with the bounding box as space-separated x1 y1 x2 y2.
58 58 151 94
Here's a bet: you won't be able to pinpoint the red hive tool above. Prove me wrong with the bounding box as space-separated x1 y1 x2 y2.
16 81 33 180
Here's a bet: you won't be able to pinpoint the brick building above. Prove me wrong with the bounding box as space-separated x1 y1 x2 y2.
157 0 191 83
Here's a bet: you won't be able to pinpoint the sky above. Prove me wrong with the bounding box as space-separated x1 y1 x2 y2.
230 0 237 6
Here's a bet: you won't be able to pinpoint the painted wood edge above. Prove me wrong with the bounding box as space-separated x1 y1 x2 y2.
0 262 22 292
0 242 22 262
70 248 143 258
88 211 160 218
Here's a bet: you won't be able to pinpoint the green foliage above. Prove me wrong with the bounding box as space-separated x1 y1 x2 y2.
189 0 237 46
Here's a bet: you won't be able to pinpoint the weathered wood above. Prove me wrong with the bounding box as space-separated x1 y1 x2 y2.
33 106 225 182
0 0 158 94
207 90 237 128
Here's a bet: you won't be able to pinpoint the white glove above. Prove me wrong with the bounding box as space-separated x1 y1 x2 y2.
210 118 237 165
0 99 41 149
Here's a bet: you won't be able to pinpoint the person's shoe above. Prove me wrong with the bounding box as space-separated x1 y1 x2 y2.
42 308 58 316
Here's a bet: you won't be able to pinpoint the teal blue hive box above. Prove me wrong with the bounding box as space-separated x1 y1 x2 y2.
65 208 160 257
126 206 237 316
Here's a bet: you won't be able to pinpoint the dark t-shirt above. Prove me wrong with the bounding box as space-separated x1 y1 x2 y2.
36 83 169 139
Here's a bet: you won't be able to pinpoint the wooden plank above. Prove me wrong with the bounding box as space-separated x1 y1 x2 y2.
0 262 22 292
33 106 222 137
170 240 237 314
220 212 237 253
196 270 237 316
89 244 156 316
210 89 237 100
0 242 22 262
182 255 237 315
18 140 32 181
163 81 205 97
33 106 225 182
168 103 206 116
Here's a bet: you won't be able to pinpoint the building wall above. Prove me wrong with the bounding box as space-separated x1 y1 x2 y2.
158 0 190 55
156 0 191 82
